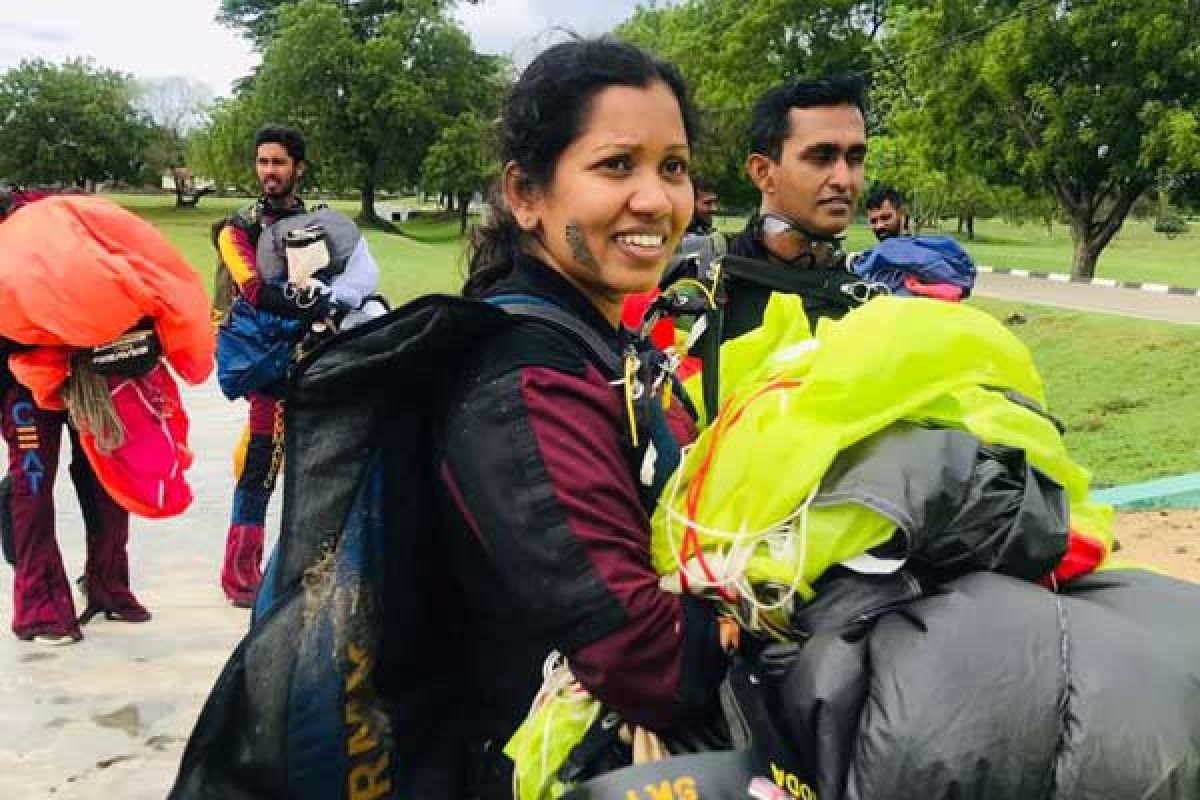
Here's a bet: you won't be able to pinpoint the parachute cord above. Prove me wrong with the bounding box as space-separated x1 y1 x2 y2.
512 652 597 800
63 353 124 453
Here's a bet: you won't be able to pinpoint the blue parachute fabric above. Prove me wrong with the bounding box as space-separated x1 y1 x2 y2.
216 296 302 400
853 235 977 296
289 458 393 799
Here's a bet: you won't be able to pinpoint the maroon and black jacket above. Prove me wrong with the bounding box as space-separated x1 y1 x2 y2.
434 255 730 778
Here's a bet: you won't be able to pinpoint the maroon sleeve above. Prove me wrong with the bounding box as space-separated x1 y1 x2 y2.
440 361 727 730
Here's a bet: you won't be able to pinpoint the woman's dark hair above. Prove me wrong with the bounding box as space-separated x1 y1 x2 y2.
254 125 307 164
465 37 698 297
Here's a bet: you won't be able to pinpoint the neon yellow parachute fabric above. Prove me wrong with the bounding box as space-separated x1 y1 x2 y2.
505 659 603 800
509 295 1114 798
652 295 1113 614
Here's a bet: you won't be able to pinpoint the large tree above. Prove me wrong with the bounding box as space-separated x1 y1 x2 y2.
244 0 499 224
889 0 1200 279
0 59 151 188
218 0 481 47
420 112 495 232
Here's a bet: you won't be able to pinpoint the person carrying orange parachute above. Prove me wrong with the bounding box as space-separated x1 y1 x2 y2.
0 194 213 644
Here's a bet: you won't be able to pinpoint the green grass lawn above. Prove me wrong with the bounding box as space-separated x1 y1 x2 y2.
968 299 1200 486
939 219 1198 289
110 192 1199 485
112 193 470 302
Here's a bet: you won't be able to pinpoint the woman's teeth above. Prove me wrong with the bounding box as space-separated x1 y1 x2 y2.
616 234 665 248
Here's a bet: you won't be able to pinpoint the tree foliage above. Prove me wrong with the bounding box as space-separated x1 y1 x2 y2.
218 0 480 47
186 94 263 195
0 59 152 187
888 0 1200 278
420 112 495 231
232 0 500 223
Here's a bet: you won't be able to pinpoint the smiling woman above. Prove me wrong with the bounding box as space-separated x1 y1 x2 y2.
433 37 739 800
465 40 697 316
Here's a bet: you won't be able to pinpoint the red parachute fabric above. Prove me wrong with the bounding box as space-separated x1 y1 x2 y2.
0 195 214 409
79 364 195 519
622 290 703 380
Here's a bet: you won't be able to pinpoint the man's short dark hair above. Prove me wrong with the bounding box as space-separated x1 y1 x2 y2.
692 174 716 195
254 125 307 164
866 185 906 211
748 76 866 161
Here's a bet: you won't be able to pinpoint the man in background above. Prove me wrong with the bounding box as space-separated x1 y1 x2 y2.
865 184 910 241
687 175 720 235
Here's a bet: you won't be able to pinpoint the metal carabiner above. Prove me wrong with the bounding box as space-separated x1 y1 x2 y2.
841 280 891 304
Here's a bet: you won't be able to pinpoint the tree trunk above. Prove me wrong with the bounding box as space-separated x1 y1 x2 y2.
966 215 975 241
458 192 471 234
1060 181 1148 281
359 173 385 228
1070 221 1103 281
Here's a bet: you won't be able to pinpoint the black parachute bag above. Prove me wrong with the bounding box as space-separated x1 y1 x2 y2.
170 292 637 800
563 656 816 800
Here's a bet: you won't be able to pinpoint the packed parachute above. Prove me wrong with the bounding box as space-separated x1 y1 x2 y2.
0 195 213 518
506 294 1200 800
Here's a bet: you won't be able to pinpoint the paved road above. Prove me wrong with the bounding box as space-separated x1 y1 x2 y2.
974 272 1200 325
0 380 273 800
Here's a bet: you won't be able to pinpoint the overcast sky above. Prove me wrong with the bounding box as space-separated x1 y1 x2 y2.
0 0 650 97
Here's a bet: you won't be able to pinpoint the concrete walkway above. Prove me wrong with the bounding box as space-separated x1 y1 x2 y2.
0 379 274 800
974 271 1200 325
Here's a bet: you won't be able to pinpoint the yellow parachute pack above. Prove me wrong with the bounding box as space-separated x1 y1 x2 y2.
652 294 1111 629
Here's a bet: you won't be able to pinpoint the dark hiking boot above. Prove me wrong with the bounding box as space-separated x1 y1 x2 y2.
76 576 152 625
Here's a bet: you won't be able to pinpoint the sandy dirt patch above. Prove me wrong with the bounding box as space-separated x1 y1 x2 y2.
1114 510 1200 583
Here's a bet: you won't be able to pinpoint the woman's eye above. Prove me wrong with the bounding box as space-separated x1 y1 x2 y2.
599 155 633 172
662 157 689 177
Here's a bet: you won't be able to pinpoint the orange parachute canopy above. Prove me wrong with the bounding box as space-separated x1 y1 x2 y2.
0 196 214 408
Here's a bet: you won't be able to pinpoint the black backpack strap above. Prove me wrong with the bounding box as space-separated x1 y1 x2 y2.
721 253 853 295
486 294 624 379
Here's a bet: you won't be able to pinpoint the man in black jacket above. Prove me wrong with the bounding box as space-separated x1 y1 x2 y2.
721 77 869 339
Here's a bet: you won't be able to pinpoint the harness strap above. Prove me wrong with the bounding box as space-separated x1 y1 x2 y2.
486 294 624 379
720 254 852 294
